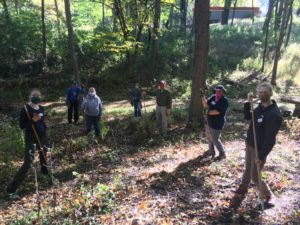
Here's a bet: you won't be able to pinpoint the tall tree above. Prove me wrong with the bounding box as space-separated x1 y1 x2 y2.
14 0 19 15
64 0 80 82
271 0 290 85
284 0 293 47
41 0 47 67
150 0 161 78
180 0 187 32
102 0 105 27
1 0 10 23
231 0 237 26
188 0 210 126
221 0 231 25
54 0 61 37
261 0 275 72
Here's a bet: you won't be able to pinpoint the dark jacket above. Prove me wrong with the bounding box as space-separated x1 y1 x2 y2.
148 89 172 109
131 87 141 100
20 104 47 137
66 86 84 104
244 100 283 161
207 95 229 130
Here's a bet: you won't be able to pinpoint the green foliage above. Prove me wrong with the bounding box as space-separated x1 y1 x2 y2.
170 107 188 123
209 23 263 78
71 136 89 150
0 117 24 165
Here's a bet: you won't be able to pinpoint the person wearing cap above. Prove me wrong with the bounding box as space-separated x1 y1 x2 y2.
202 85 228 160
130 83 142 117
236 82 282 204
146 80 172 137
81 87 103 137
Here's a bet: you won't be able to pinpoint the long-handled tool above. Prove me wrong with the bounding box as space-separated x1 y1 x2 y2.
250 96 265 212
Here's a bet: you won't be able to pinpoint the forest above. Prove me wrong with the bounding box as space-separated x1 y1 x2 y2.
0 0 300 224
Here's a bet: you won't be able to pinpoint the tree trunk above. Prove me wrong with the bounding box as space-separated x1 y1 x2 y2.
271 0 289 85
54 0 61 37
274 0 284 32
231 0 237 26
14 0 19 15
251 0 255 23
166 3 174 30
284 1 293 47
102 0 105 27
41 0 47 67
64 0 80 82
263 0 275 32
221 0 231 25
261 0 275 71
150 0 160 79
1 0 10 23
180 0 187 32
114 0 128 39
188 0 210 126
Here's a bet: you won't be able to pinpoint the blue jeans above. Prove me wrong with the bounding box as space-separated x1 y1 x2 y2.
133 99 142 117
85 115 100 137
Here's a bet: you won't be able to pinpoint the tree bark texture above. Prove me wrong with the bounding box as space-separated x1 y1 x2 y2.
64 0 80 82
188 0 210 126
221 0 231 25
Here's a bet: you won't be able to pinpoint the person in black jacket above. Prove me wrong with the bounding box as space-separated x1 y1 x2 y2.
236 82 283 203
6 89 49 195
130 83 142 117
202 85 229 160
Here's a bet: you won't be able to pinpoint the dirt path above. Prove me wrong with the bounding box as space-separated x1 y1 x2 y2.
0 101 299 224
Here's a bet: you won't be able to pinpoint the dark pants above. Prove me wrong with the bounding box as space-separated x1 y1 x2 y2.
6 134 48 193
133 99 142 117
68 101 79 123
85 115 100 137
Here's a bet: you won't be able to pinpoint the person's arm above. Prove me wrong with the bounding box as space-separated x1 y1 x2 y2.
19 107 31 130
258 114 283 161
81 97 87 110
66 88 71 105
201 97 208 108
212 98 228 116
244 92 253 120
167 92 172 109
99 98 103 117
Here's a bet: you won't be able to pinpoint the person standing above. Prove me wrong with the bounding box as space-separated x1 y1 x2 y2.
81 87 103 137
6 89 49 195
130 83 142 117
236 82 283 204
202 85 228 160
66 82 83 124
146 80 172 137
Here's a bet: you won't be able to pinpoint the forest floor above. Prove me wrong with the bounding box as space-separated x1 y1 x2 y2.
0 98 299 225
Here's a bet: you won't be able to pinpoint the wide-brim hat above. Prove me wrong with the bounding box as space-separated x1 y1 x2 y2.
214 85 226 93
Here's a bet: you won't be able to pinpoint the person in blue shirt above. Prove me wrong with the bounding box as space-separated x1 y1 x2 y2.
202 85 229 160
6 89 49 195
130 83 142 117
66 82 84 123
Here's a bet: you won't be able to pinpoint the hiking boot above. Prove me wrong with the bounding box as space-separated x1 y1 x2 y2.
5 186 20 200
236 184 248 194
215 153 226 161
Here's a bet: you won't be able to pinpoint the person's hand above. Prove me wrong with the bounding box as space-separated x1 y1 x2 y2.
247 92 254 102
255 158 264 167
32 113 41 122
166 109 171 116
